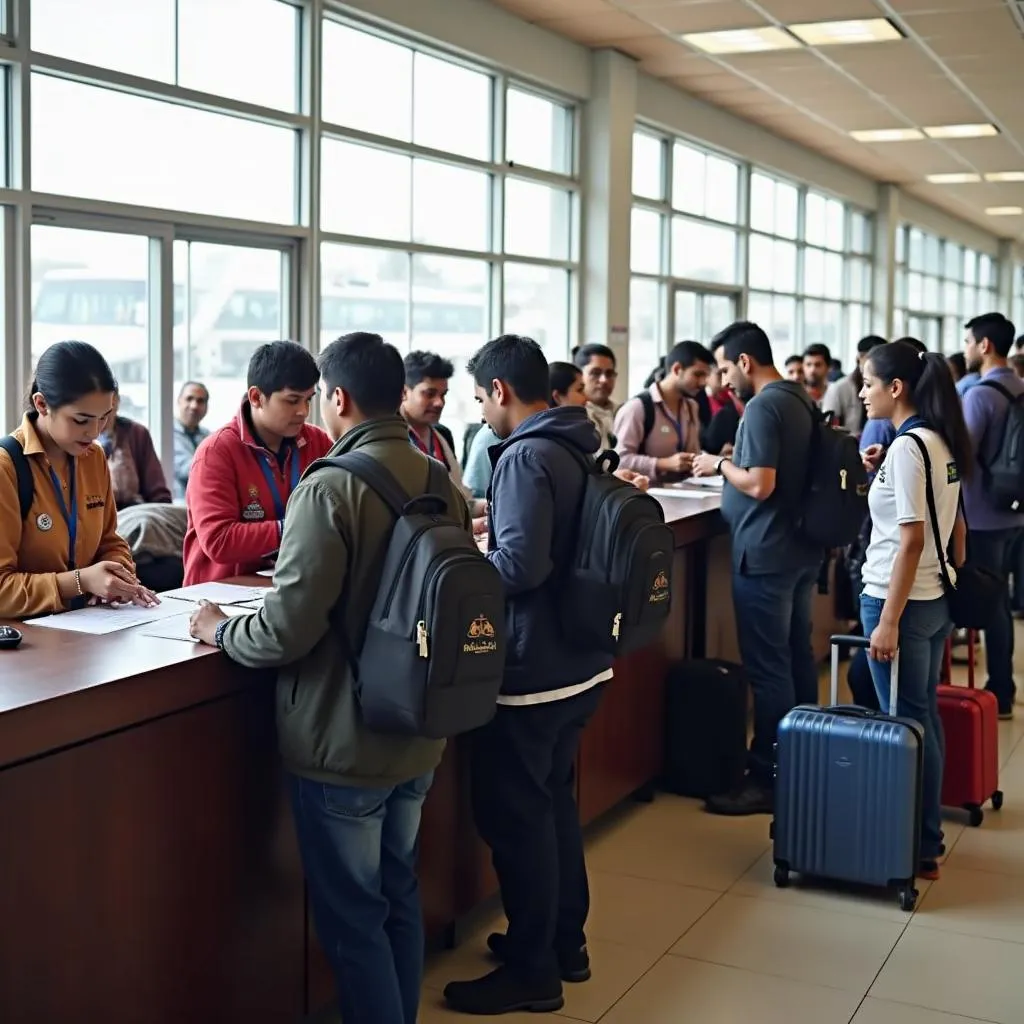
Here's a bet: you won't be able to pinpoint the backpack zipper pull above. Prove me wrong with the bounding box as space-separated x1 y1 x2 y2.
840 468 848 490
612 612 622 641
416 620 429 658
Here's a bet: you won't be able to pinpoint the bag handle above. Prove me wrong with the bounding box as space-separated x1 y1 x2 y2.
831 634 899 717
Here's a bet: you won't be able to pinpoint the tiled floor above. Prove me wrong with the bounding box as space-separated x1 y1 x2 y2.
422 637 1024 1023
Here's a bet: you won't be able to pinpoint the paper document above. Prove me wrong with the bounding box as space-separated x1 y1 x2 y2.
647 487 714 500
159 583 267 605
137 606 257 644
256 569 274 577
682 475 724 488
25 601 186 635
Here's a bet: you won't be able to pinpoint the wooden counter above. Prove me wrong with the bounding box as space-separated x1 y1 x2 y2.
0 493 729 1022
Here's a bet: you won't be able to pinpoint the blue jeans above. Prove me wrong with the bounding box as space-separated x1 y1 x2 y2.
289 771 434 1024
732 565 819 783
969 527 1021 710
860 595 951 862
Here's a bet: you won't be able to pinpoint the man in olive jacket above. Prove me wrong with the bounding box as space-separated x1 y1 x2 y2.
190 332 471 1024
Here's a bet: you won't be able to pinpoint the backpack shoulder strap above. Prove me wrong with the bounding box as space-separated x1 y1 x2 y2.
507 429 595 476
322 451 411 518
0 435 34 521
637 391 656 443
976 379 1022 405
902 431 957 593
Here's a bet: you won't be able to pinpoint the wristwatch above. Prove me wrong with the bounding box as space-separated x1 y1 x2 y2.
214 618 230 651
715 456 730 475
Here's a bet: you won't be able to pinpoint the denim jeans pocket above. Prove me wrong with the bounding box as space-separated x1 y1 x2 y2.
320 781 390 820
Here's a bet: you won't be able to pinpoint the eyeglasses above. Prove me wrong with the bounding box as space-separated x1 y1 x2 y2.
586 368 618 380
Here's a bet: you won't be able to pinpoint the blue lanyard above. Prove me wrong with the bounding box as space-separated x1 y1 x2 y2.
894 415 929 439
47 459 78 569
256 442 299 521
657 402 687 452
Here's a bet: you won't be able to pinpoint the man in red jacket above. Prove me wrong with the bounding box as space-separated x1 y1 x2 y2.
183 341 333 584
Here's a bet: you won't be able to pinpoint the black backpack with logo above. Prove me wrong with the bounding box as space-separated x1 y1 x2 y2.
509 433 674 655
790 395 869 549
977 380 1024 512
320 451 506 740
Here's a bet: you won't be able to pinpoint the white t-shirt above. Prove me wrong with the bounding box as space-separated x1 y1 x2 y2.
862 427 960 602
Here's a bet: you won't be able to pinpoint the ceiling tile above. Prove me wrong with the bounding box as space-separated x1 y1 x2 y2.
536 10 660 42
902 8 1019 42
756 0 882 19
633 2 769 34
886 0 1005 12
489 0 611 18
647 51 728 75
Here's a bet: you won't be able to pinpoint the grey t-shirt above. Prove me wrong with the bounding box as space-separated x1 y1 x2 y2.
720 380 822 575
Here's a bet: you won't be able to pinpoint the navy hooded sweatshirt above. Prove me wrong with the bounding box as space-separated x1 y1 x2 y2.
485 404 615 697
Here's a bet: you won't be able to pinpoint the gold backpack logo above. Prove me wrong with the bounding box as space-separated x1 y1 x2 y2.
649 570 669 604
464 614 498 655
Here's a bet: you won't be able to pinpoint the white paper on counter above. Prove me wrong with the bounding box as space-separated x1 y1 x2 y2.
25 601 186 635
647 487 714 500
159 583 267 605
137 605 257 644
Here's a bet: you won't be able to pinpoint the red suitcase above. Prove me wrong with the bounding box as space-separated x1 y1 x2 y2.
938 630 1004 826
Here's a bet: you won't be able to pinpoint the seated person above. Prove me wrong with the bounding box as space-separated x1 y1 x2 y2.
0 341 157 619
183 341 332 585
98 388 172 509
613 340 710 484
173 381 211 501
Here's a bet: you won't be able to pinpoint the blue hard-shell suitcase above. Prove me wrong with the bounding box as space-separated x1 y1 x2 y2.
771 634 924 912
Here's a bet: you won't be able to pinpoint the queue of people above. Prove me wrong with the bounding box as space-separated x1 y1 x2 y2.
1 312 1021 1022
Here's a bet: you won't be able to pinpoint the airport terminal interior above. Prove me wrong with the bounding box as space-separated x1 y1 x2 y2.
2 0 1024 1022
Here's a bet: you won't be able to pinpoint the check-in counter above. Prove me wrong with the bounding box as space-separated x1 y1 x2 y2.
0 490 843 1021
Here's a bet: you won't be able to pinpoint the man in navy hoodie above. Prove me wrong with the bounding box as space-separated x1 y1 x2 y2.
444 335 612 1016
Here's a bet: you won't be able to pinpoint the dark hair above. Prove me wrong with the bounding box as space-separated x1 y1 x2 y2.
644 356 667 388
404 350 454 388
467 334 549 404
892 336 927 353
572 343 616 369
712 321 774 367
1011 353 1024 376
866 341 973 481
318 332 405 417
177 380 209 399
784 354 803 368
803 343 832 363
1016 334 1024 352
857 335 886 355
667 340 715 371
946 352 967 380
548 361 581 406
965 313 1015 358
247 340 320 395
27 340 117 412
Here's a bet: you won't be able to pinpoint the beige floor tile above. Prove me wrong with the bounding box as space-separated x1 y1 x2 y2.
423 936 660 1023
585 869 721 954
913 865 1024 945
669 892 905 993
585 795 770 891
731 849 933 922
417 990 586 1023
942 804 1024 877
600 955 861 1024
871 927 1024 1023
853 997 995 1023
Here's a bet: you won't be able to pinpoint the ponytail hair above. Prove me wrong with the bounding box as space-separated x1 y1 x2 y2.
866 340 973 481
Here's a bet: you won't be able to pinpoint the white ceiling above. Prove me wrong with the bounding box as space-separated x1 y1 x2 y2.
489 0 1024 240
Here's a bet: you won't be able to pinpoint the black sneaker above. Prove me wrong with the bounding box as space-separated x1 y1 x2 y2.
705 780 774 816
443 965 564 1015
486 932 591 983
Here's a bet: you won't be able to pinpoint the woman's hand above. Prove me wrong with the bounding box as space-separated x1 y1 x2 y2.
861 443 884 474
79 561 149 605
869 619 899 664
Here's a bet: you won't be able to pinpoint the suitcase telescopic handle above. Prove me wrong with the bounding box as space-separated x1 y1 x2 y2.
830 634 900 717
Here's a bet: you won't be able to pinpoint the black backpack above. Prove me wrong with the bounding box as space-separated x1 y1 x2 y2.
976 380 1024 512
637 390 657 448
319 451 506 740
0 436 33 521
509 434 674 655
790 395 869 549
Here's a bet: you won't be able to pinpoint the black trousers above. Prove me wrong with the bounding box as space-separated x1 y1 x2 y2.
471 683 605 980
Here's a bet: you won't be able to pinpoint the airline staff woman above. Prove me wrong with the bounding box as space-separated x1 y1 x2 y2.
0 341 158 619
859 340 970 881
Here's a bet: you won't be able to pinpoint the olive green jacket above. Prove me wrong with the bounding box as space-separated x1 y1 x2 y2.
222 417 471 788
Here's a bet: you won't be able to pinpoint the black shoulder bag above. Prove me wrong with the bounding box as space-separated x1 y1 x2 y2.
904 431 1001 631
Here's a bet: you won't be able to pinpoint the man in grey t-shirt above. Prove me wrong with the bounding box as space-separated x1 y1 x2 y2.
693 321 822 816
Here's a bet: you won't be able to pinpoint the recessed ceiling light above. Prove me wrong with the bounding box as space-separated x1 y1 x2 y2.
985 171 1024 182
923 123 999 139
789 18 902 47
985 206 1023 216
850 128 924 142
680 27 801 55
925 173 982 184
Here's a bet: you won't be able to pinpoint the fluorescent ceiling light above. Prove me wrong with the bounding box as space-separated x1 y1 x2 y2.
985 206 1023 216
923 123 999 139
681 27 801 55
925 173 982 184
985 171 1024 182
850 127 924 142
789 18 902 46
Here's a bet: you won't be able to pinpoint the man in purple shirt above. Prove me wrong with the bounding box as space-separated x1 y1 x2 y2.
962 312 1022 718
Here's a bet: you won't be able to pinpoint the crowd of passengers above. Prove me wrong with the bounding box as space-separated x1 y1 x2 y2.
1 311 1022 1020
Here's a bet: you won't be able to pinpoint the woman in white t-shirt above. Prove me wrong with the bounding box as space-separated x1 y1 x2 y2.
859 341 972 880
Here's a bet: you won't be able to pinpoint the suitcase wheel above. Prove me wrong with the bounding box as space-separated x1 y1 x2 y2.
992 790 1004 811
773 865 790 888
898 886 917 913
967 805 985 828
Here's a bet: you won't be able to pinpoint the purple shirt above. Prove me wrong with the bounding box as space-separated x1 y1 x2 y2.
961 366 1024 532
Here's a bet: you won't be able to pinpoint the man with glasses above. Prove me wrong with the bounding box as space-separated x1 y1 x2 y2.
572 344 620 450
